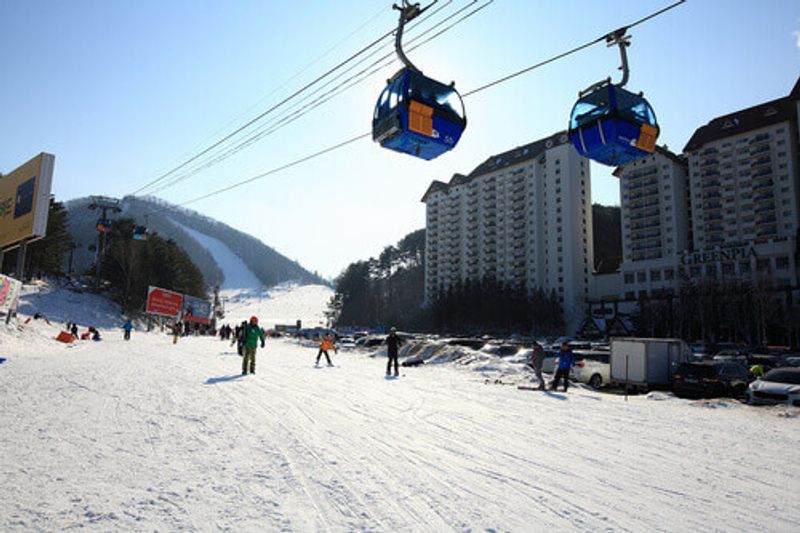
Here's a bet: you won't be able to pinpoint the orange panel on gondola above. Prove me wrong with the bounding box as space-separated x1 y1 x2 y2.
408 100 434 137
636 123 658 153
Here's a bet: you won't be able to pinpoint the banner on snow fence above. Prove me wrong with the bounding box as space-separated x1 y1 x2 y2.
181 295 211 324
145 286 184 318
0 274 22 312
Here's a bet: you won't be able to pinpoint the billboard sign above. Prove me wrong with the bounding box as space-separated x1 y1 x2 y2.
182 295 211 324
0 153 55 249
146 286 184 318
0 274 22 312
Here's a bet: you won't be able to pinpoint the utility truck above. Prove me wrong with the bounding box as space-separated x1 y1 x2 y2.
610 338 690 391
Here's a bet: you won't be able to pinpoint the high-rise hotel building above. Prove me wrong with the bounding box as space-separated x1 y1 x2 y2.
682 88 799 288
613 147 690 299
611 78 800 303
421 131 593 332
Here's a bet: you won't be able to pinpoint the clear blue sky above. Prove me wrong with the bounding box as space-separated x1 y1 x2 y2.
2 0 799 279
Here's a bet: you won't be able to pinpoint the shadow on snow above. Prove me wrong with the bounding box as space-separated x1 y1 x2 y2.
205 374 245 385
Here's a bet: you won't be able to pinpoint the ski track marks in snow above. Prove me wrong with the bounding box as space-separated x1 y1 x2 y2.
2 326 800 532
2 286 799 531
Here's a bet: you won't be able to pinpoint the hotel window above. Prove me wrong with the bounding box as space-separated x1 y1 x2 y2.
776 256 790 270
756 258 771 272
664 268 674 280
722 263 735 276
705 265 716 277
650 270 662 281
637 271 646 283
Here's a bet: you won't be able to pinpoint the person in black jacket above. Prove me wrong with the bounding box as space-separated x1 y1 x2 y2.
386 327 402 377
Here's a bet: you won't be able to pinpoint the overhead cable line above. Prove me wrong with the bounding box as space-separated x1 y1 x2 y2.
144 0 484 195
462 0 686 97
156 3 391 171
143 0 686 213
130 0 443 196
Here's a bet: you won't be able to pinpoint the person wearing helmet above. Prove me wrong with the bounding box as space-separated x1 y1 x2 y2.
316 333 336 367
242 316 266 375
386 327 403 377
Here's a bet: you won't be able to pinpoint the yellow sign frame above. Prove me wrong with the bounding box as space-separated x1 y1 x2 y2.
0 153 55 250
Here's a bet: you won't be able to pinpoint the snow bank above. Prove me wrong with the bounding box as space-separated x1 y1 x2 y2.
16 280 123 330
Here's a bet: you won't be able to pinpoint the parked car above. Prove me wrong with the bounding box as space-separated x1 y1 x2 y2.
712 343 748 356
690 340 707 355
573 352 610 388
355 336 385 348
541 351 559 374
747 368 800 406
712 354 749 367
672 362 751 399
781 356 800 368
446 338 486 350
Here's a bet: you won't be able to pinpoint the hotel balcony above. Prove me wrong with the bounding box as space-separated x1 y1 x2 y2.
750 156 772 169
749 133 771 146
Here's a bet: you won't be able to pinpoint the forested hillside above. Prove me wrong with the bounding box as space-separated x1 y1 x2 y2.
64 196 325 289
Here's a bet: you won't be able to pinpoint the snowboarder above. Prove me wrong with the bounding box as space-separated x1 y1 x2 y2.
123 319 133 341
315 334 336 367
89 326 101 342
551 342 575 392
528 341 546 390
386 327 403 377
242 316 265 375
70 323 79 338
234 320 247 355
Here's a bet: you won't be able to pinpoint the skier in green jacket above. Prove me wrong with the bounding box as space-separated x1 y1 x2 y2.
242 316 266 375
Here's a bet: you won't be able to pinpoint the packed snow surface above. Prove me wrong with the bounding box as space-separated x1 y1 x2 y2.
172 220 262 291
222 284 333 330
2 286 799 531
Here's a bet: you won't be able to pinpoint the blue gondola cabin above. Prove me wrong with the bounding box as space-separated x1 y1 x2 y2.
373 68 466 160
569 84 659 166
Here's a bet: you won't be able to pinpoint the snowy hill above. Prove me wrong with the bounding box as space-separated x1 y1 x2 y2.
64 196 325 289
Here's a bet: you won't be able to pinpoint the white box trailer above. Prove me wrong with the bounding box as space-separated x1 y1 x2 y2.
610 338 690 390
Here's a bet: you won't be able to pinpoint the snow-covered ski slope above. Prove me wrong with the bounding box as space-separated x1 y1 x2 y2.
172 220 262 291
172 219 333 329
2 285 799 531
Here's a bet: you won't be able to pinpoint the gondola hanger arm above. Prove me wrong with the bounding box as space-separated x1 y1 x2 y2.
392 0 437 73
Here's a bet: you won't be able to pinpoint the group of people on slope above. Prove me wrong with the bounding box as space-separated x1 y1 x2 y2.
64 321 102 341
219 318 405 378
527 341 575 392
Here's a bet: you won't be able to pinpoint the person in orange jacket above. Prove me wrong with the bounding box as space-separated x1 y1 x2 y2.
315 333 336 367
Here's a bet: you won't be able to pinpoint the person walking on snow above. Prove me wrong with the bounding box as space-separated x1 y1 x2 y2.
242 316 265 375
123 319 133 341
172 321 182 344
528 341 546 390
551 342 575 392
386 327 403 377
316 334 336 367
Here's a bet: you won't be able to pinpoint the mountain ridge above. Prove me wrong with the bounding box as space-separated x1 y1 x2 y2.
64 195 326 290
